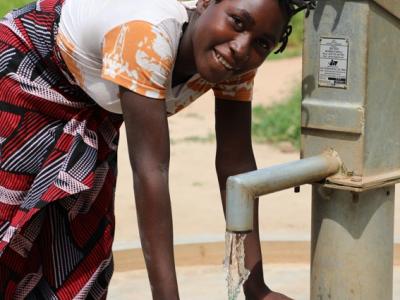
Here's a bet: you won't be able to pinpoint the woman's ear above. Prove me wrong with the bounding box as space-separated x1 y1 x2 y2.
196 0 212 14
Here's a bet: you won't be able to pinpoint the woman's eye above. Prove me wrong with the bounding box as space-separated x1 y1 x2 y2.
257 39 272 51
231 16 244 30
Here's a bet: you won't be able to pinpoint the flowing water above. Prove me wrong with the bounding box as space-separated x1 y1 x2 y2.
223 232 250 300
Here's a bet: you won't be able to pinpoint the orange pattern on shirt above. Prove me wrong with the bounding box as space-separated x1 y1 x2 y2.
213 70 256 101
102 21 173 99
186 77 212 94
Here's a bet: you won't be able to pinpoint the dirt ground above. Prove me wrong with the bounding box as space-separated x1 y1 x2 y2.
113 56 307 248
111 56 400 299
109 265 400 300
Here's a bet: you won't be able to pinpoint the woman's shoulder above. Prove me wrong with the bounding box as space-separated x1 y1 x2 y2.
60 0 189 55
180 0 197 10
62 0 189 33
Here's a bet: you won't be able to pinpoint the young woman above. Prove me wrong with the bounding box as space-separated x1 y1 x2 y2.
0 0 315 299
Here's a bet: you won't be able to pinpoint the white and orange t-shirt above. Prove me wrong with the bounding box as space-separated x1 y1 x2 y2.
57 0 256 115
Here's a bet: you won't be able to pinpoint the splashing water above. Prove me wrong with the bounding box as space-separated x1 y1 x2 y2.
223 232 250 300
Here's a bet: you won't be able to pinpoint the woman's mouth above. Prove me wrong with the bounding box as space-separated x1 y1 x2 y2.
213 50 234 71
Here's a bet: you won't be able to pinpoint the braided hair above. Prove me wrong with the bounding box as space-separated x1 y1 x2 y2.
275 0 317 53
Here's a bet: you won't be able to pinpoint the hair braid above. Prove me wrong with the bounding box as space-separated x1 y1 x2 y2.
274 0 317 54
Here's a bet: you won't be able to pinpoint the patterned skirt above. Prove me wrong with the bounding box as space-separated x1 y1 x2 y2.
0 0 123 298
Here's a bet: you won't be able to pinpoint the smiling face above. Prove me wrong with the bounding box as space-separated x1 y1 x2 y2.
190 0 287 83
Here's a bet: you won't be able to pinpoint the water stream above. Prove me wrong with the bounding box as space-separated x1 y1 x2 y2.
223 232 250 300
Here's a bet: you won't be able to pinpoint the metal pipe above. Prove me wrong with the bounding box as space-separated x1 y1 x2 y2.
226 150 341 232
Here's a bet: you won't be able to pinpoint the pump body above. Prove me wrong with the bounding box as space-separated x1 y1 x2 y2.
303 1 399 299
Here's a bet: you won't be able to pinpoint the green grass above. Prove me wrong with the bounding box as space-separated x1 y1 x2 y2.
252 89 301 148
182 133 215 143
0 0 32 17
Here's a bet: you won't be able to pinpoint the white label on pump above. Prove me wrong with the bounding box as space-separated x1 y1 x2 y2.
319 37 349 89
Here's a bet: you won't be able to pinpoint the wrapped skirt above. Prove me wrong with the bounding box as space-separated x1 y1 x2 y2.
0 0 123 298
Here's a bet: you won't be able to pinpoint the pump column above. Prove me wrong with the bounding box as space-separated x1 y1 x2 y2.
310 185 394 299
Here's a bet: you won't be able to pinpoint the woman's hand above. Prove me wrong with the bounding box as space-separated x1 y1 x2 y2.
215 99 294 300
244 288 294 300
261 291 294 300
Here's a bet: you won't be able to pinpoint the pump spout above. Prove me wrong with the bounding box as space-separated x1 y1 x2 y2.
226 150 341 233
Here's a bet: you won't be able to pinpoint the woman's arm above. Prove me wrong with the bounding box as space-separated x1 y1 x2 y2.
215 99 256 210
120 87 179 300
215 98 271 298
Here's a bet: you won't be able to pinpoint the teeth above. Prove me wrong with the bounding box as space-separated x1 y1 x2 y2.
214 51 233 70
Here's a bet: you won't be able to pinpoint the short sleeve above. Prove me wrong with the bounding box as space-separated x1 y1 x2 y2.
102 21 175 99
212 70 257 101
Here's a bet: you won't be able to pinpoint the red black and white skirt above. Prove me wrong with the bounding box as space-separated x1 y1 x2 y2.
0 0 123 298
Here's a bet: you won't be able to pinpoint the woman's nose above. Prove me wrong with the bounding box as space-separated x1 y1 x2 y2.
229 33 251 63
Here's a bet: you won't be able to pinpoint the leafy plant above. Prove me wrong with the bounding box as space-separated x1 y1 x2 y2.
252 89 301 148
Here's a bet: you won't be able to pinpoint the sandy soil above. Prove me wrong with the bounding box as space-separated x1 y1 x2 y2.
111 56 400 299
114 57 307 248
109 265 400 300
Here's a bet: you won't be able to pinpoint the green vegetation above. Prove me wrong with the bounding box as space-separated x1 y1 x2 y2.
0 0 32 17
182 133 215 143
252 89 301 148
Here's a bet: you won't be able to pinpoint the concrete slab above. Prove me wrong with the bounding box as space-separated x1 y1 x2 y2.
109 265 400 299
